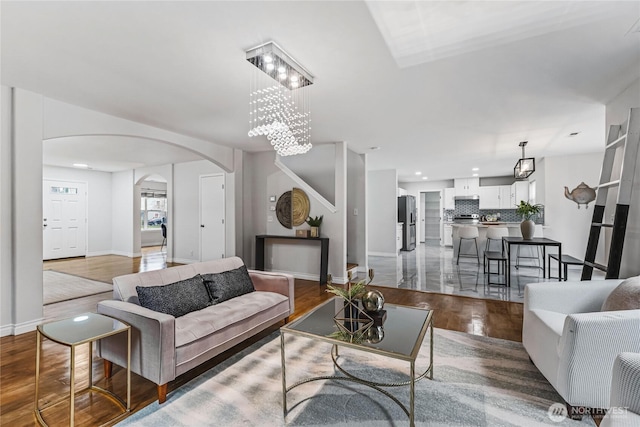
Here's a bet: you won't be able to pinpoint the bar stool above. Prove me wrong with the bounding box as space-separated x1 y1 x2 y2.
457 226 480 265
485 227 509 253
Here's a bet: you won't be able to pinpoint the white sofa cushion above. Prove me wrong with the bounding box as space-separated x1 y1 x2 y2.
524 309 565 386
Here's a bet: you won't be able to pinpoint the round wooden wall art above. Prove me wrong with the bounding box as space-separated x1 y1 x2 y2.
276 191 292 229
276 188 310 229
291 188 310 227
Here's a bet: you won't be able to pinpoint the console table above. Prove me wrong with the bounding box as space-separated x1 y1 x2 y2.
255 235 329 285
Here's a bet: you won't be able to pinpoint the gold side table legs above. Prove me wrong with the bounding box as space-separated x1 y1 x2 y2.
34 319 131 426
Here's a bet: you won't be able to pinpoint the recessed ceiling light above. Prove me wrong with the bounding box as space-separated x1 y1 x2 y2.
415 171 422 175
472 167 479 171
73 163 89 168
472 173 479 177
569 132 580 137
422 177 428 180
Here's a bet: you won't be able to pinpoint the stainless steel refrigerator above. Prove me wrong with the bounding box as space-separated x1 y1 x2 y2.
398 195 416 251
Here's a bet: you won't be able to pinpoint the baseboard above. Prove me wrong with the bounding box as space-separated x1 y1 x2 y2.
0 324 13 337
270 269 319 282
357 266 368 274
266 268 350 284
1 317 44 336
369 251 397 258
110 250 142 258
172 257 199 264
86 250 113 257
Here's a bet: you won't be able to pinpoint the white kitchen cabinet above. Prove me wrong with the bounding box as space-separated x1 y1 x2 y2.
499 185 513 209
443 224 453 246
479 186 500 209
396 223 403 253
511 181 529 206
444 188 455 210
454 178 480 196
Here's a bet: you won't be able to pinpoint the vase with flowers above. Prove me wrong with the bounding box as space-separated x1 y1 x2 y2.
515 200 543 239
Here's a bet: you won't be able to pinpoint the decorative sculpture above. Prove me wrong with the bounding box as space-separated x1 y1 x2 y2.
564 182 596 209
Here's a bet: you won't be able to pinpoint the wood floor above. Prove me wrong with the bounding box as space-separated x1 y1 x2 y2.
1 249 524 426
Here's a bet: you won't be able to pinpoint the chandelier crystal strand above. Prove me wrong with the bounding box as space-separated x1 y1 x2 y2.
246 41 313 156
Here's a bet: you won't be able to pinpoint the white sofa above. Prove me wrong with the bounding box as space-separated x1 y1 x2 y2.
523 280 640 409
601 352 640 427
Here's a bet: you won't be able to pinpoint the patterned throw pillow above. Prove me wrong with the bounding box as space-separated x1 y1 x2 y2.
136 275 211 317
602 276 640 311
202 265 255 304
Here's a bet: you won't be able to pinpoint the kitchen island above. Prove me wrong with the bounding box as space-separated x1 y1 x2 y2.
452 223 523 260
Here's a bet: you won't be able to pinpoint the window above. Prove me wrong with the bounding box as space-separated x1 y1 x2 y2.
50 186 78 195
141 190 167 230
529 180 536 205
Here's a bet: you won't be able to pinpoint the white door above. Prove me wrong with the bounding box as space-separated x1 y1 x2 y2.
43 180 87 260
200 174 225 261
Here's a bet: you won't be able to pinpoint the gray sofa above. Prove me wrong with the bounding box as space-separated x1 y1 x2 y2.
97 257 294 403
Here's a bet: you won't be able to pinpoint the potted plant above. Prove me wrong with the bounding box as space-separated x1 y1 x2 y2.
306 215 323 238
326 279 366 301
515 200 542 239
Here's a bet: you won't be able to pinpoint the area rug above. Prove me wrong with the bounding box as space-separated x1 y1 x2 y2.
43 270 112 305
116 329 595 426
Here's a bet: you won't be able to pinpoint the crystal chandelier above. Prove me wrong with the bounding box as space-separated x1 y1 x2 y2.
246 42 313 156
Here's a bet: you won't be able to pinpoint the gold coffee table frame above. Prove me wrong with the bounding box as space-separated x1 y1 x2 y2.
34 313 131 426
280 299 434 426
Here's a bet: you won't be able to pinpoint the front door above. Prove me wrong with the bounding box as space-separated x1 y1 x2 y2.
43 180 87 260
200 174 225 261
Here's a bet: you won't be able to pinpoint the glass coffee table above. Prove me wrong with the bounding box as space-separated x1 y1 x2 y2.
280 297 433 426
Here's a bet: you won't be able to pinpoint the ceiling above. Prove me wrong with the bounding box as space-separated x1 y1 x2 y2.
2 1 639 181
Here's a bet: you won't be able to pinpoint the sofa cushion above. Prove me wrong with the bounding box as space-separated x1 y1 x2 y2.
174 291 289 347
202 265 255 304
602 276 640 311
136 275 210 318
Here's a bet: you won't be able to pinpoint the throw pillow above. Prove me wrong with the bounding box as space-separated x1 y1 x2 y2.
202 265 255 304
136 275 211 317
601 276 640 311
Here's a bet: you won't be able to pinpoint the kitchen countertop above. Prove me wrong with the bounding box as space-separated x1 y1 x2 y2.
451 222 521 227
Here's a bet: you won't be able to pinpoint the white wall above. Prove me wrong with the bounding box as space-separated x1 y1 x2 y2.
43 165 113 255
172 159 235 263
606 79 640 278
279 144 336 205
1 88 44 336
347 149 367 273
111 170 136 257
367 169 398 256
243 146 349 283
242 151 279 266
1 86 13 332
43 98 235 172
541 152 603 260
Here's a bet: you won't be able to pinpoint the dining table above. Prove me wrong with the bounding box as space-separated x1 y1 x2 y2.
502 236 562 287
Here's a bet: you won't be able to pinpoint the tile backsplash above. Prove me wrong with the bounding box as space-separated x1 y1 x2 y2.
444 199 544 224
